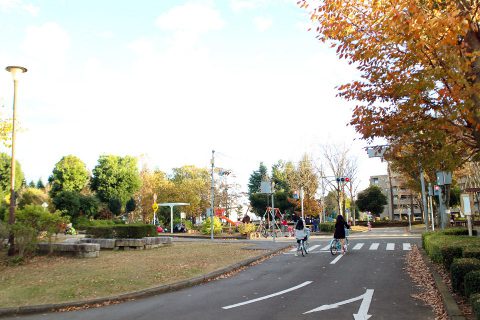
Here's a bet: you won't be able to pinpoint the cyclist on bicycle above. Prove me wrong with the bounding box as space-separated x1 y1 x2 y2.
334 214 350 254
295 218 308 256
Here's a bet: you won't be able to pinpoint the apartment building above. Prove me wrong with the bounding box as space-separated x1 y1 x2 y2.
370 173 422 220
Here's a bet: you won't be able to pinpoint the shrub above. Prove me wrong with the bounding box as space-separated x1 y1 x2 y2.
85 224 156 239
441 246 464 270
442 228 478 236
11 223 37 258
465 270 480 298
464 248 480 260
184 220 193 230
201 217 222 235
319 223 335 233
470 293 480 320
238 223 256 235
75 218 116 229
450 258 480 294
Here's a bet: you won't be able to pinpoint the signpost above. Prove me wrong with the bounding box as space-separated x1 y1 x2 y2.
461 193 473 236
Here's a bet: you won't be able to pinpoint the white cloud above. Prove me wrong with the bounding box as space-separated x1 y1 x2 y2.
155 2 224 36
253 16 272 31
21 22 70 72
0 0 39 15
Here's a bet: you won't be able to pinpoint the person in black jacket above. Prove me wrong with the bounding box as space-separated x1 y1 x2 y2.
334 214 350 254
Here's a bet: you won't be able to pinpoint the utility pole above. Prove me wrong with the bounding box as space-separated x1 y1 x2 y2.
210 150 215 240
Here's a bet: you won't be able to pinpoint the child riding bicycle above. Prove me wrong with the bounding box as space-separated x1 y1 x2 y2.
334 214 350 254
295 219 309 256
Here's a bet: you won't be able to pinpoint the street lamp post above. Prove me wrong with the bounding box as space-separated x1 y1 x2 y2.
5 65 27 256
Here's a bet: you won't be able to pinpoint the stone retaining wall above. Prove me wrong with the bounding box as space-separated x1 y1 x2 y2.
37 243 100 258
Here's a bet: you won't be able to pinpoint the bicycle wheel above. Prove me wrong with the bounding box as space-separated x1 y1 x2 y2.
301 241 306 257
261 228 268 238
304 240 309 254
330 239 339 255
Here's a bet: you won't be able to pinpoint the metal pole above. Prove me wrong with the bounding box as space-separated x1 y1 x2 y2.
7 78 18 256
210 150 215 240
419 166 429 231
439 185 445 229
272 182 275 242
321 177 326 223
336 179 341 217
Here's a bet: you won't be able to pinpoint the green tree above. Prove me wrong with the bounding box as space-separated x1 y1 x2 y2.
0 152 24 193
79 194 99 218
248 162 268 195
356 186 388 217
91 155 141 208
48 155 89 198
36 178 45 189
28 181 35 188
18 187 48 209
108 198 122 216
52 191 81 221
125 197 136 213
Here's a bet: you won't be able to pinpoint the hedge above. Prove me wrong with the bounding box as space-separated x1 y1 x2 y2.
319 223 335 233
450 258 480 294
464 248 480 260
466 271 480 298
85 224 157 239
471 293 480 320
440 246 463 270
422 231 480 264
443 228 478 236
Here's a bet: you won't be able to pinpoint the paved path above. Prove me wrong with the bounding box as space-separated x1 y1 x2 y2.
7 230 434 320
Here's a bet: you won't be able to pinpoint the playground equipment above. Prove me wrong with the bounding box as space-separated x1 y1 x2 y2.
215 208 238 225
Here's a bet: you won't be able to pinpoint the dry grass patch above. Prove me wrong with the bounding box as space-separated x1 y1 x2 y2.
0 243 266 307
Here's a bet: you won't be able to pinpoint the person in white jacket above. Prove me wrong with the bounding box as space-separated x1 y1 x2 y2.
295 219 307 256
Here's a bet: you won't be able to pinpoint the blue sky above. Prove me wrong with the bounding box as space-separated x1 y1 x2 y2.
0 0 387 193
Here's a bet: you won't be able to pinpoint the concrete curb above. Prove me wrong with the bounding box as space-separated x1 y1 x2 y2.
0 245 291 318
420 249 466 320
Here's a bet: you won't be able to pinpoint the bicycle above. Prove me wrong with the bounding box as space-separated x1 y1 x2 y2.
329 231 349 255
296 228 310 257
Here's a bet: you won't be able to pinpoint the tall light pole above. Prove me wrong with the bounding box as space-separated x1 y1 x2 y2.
5 65 27 256
210 150 215 240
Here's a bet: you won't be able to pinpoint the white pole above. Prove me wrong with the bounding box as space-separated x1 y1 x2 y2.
301 187 304 220
272 182 275 242
170 205 174 235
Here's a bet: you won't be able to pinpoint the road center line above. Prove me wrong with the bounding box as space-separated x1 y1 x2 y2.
330 254 343 264
222 281 313 309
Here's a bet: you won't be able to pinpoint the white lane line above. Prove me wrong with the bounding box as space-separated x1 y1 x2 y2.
309 245 320 251
330 254 344 264
369 243 379 250
321 245 330 250
386 243 395 251
403 243 411 251
353 243 364 250
222 281 313 309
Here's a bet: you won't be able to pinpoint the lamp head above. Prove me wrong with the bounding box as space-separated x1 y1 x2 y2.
5 66 27 80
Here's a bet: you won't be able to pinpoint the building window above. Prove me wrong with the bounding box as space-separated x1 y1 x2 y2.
372 178 379 185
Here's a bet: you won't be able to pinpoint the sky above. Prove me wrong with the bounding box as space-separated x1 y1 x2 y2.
0 0 387 194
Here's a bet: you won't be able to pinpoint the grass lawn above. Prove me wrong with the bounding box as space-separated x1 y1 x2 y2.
0 242 266 308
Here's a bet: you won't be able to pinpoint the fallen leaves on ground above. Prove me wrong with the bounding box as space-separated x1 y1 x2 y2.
405 245 448 320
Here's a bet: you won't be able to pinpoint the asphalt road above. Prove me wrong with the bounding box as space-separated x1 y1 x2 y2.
8 230 434 320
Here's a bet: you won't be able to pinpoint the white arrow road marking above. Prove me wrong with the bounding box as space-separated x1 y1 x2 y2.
222 281 313 309
304 289 374 319
330 254 344 264
386 243 395 251
403 243 411 250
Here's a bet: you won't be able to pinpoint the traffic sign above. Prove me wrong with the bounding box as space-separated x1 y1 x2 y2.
152 202 158 213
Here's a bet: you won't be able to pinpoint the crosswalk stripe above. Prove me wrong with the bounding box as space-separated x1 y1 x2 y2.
369 243 379 250
386 243 395 251
403 243 411 251
321 245 330 251
309 245 320 251
353 243 364 250
290 247 297 252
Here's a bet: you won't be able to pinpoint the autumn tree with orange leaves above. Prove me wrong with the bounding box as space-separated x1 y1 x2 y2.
299 0 480 167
